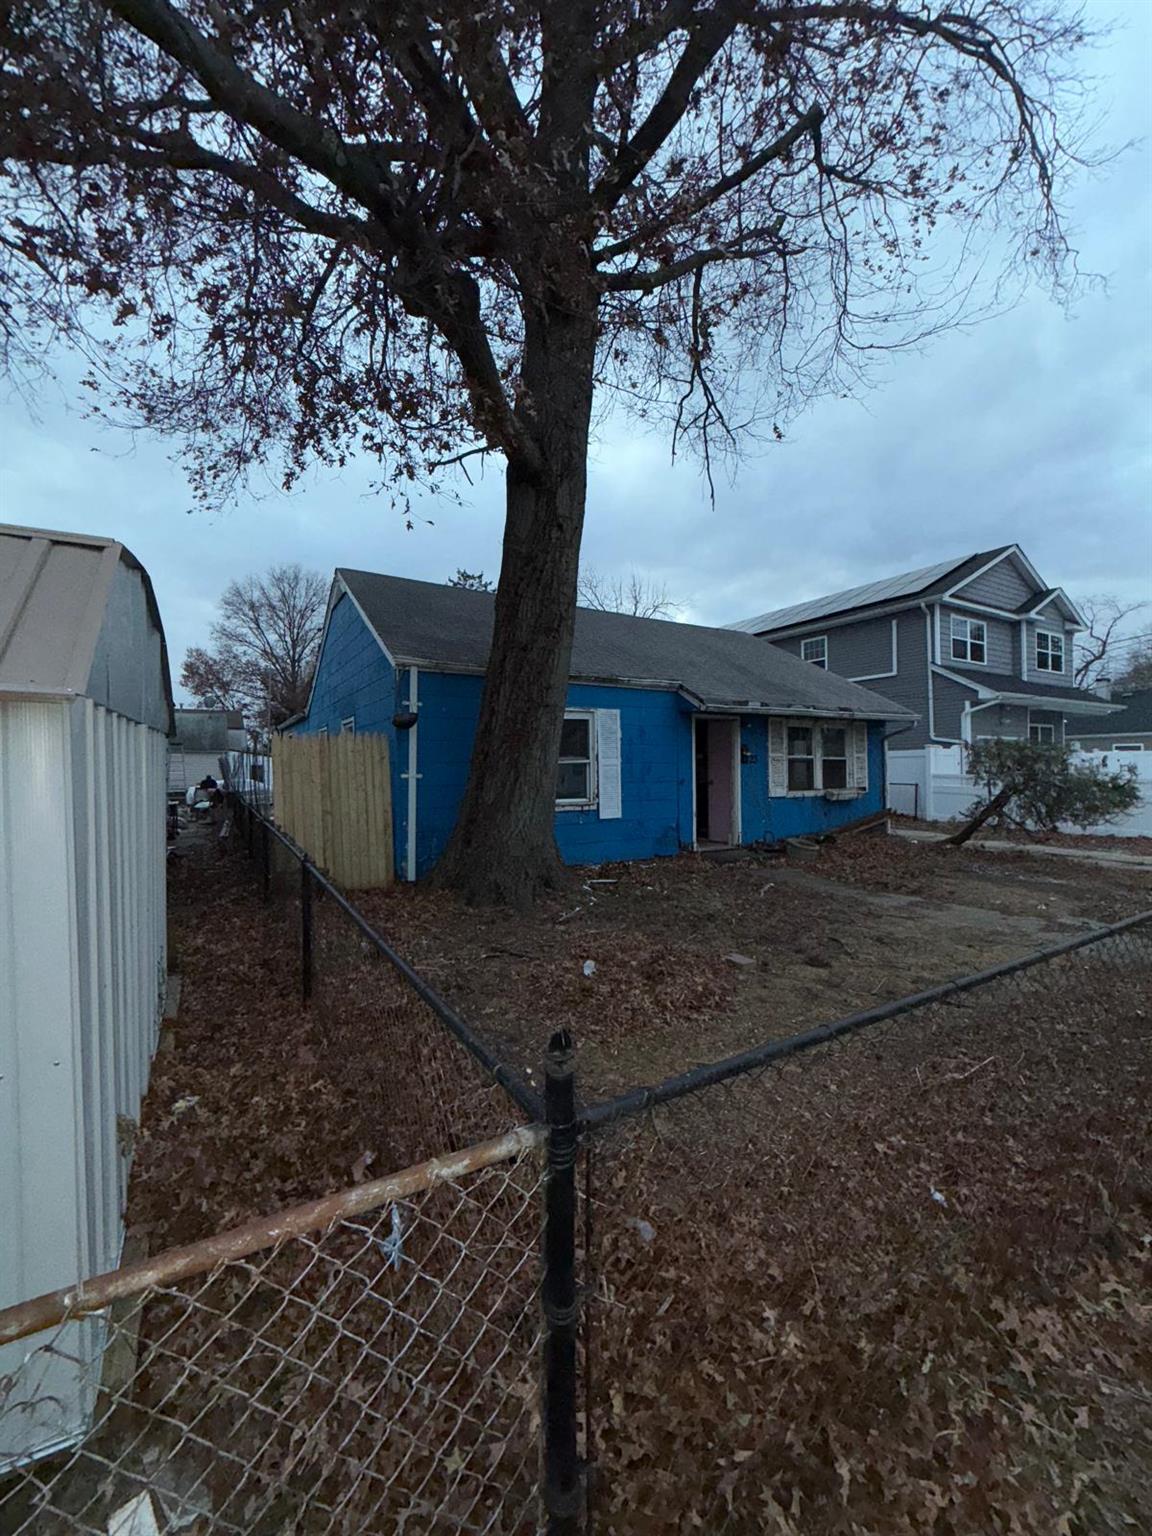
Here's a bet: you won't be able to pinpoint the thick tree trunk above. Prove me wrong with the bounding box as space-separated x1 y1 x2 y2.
433 306 598 905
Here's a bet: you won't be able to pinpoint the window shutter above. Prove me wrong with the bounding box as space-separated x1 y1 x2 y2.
768 718 787 795
851 723 869 789
597 709 622 819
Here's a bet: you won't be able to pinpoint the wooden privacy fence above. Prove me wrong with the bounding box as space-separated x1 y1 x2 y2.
271 732 394 888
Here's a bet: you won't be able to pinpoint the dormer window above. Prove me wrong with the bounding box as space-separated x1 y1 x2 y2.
950 616 987 664
801 635 828 669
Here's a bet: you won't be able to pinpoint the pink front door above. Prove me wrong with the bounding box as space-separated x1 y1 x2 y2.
703 719 736 843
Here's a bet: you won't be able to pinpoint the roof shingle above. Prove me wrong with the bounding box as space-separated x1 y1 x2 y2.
338 569 916 721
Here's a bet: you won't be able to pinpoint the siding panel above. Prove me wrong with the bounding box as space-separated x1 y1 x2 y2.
953 555 1033 610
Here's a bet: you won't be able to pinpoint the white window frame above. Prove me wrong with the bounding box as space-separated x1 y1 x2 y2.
340 717 356 735
1028 722 1055 745
1035 630 1064 672
950 615 988 665
556 709 598 810
316 726 329 739
772 719 868 797
801 635 828 669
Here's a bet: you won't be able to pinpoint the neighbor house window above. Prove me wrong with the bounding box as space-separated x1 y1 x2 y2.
557 711 596 806
801 636 828 669
1113 742 1143 752
1029 723 1055 745
316 726 329 738
340 717 356 735
1035 631 1064 672
950 616 987 664
786 726 816 790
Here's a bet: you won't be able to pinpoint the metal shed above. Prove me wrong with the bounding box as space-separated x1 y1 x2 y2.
0 522 173 1468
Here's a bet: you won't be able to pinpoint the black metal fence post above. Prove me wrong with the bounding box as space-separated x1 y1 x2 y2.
260 818 270 902
542 1028 581 1535
300 861 314 1003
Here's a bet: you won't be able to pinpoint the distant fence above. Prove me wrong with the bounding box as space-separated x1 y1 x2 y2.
888 744 1152 835
271 732 393 887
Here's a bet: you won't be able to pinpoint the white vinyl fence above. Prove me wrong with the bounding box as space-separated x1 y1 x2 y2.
888 745 1152 837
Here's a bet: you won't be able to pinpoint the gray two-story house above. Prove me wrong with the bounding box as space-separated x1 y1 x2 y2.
729 546 1122 749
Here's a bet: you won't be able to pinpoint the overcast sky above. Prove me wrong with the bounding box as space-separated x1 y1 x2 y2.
2 1 1150 699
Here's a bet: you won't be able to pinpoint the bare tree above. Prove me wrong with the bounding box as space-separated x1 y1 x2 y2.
181 565 327 728
1073 596 1151 687
578 570 682 619
0 0 1089 899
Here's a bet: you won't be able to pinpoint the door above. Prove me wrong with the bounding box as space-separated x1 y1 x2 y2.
694 719 738 846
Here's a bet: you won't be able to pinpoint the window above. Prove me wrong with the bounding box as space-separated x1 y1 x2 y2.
777 721 863 794
1036 630 1064 672
786 726 815 790
316 726 329 739
821 726 848 789
557 712 596 806
1029 722 1055 745
950 616 987 664
801 636 828 669
1113 742 1144 752
340 717 356 735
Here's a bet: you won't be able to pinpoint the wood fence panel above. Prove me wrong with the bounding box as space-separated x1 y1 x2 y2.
271 734 394 888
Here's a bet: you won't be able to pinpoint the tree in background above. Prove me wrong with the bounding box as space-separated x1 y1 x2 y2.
1114 644 1152 693
181 565 326 731
578 571 681 619
953 739 1140 844
447 570 495 592
1 0 1090 900
1073 596 1151 688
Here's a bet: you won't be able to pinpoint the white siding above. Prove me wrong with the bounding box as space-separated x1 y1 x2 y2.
0 698 167 1469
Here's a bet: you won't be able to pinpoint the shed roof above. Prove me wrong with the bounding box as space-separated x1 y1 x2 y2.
335 569 916 721
0 522 173 730
727 548 1014 634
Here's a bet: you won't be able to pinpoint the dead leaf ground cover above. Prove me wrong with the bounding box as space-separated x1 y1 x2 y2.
586 936 1152 1533
123 827 1152 1536
345 834 1149 1101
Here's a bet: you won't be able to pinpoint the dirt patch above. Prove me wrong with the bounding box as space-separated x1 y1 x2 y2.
348 834 1149 1100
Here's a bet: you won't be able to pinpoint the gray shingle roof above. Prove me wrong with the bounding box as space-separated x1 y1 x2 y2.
337 569 916 720
728 548 1013 634
937 666 1122 711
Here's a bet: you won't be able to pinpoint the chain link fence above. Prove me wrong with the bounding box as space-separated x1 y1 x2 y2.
1 1134 546 1536
580 915 1152 1534
6 778 1148 1535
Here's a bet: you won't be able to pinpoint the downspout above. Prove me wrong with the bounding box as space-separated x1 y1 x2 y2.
919 603 937 742
406 665 419 882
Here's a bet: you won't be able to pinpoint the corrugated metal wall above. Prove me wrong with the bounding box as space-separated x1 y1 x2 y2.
0 697 167 1468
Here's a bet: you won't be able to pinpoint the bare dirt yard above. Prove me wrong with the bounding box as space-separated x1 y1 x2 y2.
347 832 1151 1101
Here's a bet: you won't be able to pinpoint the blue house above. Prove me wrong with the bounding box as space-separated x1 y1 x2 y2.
292 570 916 880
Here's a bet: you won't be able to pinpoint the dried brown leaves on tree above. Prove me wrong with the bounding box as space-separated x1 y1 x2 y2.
0 0 1093 898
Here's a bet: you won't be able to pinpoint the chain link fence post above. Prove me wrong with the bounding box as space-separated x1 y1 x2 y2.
543 1028 582 1534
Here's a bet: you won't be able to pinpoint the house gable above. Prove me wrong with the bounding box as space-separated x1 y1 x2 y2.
949 549 1036 611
